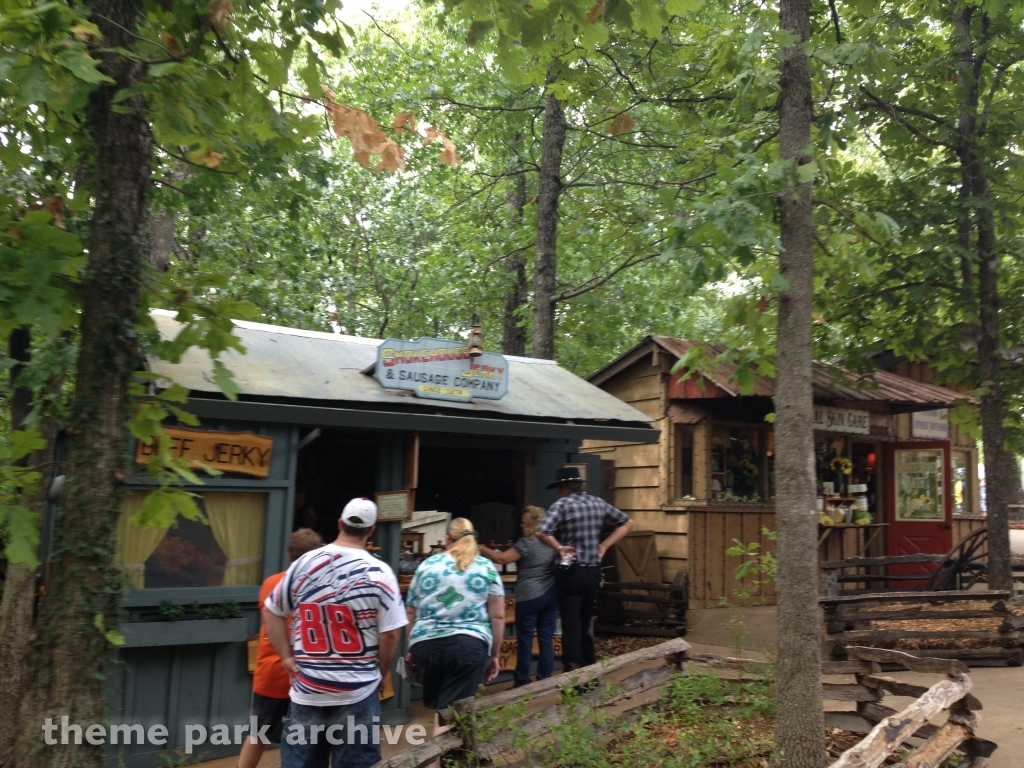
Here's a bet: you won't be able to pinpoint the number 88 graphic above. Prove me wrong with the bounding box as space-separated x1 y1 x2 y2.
298 602 365 655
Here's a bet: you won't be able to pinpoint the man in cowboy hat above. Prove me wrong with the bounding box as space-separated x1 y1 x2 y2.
536 466 633 671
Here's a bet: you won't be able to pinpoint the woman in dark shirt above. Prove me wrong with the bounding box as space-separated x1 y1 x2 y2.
480 506 558 686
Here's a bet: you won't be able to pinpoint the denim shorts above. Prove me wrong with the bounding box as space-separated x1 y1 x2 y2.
410 634 489 710
279 692 380 768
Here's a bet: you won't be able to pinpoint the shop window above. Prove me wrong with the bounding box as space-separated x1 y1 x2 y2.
710 425 768 502
815 435 853 496
115 491 267 589
893 449 945 521
675 425 694 499
951 451 974 516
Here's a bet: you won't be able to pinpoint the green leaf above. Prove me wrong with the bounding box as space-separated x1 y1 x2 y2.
1 505 40 567
308 29 344 57
632 2 667 37
796 160 818 183
56 50 114 84
466 20 494 46
158 383 191 404
148 62 180 79
212 359 241 400
666 0 704 15
10 429 46 461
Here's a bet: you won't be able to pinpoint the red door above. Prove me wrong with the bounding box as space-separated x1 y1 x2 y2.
884 441 953 585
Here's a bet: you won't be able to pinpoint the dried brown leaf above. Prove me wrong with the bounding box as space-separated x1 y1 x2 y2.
325 94 405 172
390 112 417 135
423 126 462 168
585 1 604 23
160 31 182 54
609 111 636 135
188 148 225 168
208 0 234 34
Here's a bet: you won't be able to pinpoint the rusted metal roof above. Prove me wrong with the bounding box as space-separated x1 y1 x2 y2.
146 312 654 427
592 335 966 409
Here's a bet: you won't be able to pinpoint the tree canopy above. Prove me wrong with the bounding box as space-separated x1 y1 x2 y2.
4 0 1024 765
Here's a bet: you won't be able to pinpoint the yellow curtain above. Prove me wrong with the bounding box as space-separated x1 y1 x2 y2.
204 492 266 586
114 492 170 590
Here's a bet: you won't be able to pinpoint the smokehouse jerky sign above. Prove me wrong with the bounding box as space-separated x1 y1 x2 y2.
375 337 509 402
135 427 273 478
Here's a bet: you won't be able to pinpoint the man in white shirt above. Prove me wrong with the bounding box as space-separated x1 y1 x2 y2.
265 498 407 768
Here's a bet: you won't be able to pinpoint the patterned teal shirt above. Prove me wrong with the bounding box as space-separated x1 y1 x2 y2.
406 553 504 648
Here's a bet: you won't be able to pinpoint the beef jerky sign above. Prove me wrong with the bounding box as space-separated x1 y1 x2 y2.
135 427 273 478
376 337 509 402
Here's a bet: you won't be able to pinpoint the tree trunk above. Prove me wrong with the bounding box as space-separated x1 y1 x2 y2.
0 329 49 765
12 1 152 763
951 6 1013 590
503 132 528 356
976 216 1013 590
531 71 566 360
774 0 826 764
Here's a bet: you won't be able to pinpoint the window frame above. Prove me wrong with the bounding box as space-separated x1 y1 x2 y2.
116 484 290 605
950 448 978 518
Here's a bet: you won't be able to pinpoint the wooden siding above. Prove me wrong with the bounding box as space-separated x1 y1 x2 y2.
581 352 680 581
585 350 980 602
687 505 777 608
953 515 987 545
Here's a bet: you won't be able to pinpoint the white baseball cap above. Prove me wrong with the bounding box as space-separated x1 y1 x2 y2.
341 498 377 528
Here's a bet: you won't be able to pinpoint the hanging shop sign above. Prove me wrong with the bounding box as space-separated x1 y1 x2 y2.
375 337 509 403
912 409 950 440
375 489 414 522
135 427 273 478
813 406 870 435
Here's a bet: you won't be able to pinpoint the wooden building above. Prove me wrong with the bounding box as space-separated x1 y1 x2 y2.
582 336 982 607
42 311 655 768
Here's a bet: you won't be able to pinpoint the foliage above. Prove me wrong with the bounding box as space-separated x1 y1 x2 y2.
165 1 781 374
727 526 778 602
812 0 1024 449
546 671 776 768
0 427 46 566
157 600 242 621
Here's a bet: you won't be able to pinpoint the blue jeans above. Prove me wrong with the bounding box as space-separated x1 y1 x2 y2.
514 586 559 686
279 692 380 768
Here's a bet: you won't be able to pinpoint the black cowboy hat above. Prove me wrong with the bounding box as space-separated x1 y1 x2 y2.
546 466 584 489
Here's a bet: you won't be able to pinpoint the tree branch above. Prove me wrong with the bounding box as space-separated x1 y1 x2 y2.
554 248 663 303
858 87 957 149
159 148 238 175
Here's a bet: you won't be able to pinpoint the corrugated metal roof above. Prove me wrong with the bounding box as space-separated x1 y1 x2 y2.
599 335 965 408
146 312 653 426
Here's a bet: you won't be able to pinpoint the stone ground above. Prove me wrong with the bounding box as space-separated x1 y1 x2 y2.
198 605 1023 768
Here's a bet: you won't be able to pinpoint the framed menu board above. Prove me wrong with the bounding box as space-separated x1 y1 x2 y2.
375 489 413 522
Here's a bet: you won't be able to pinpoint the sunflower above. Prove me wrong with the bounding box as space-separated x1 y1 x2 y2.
830 456 853 475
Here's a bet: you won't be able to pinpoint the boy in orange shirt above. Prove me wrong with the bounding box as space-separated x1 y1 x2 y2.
239 528 324 768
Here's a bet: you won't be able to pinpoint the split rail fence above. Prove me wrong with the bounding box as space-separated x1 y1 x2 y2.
371 638 998 768
822 590 1024 667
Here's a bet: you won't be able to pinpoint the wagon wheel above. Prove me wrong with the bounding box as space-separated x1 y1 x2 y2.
926 527 989 591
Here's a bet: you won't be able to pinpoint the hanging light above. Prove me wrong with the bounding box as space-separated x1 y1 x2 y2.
467 313 484 358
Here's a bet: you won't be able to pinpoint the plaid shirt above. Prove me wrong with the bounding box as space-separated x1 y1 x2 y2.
537 490 630 566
